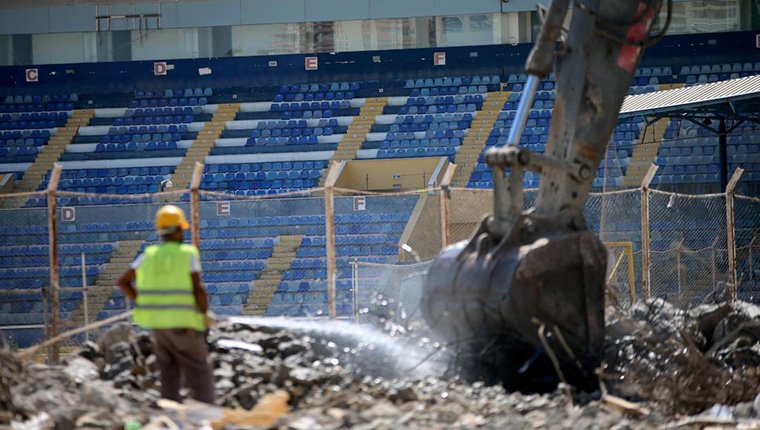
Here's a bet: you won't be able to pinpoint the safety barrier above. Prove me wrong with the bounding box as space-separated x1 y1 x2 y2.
0 163 757 362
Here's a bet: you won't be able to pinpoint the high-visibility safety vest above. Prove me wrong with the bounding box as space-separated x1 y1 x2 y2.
133 242 205 332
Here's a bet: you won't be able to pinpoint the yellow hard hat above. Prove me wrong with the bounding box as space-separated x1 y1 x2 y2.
155 205 190 231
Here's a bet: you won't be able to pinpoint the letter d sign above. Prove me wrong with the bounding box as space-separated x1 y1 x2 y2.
62 207 76 222
154 62 167 76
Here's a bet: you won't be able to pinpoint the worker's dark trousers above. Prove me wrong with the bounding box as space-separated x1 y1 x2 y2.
152 328 215 404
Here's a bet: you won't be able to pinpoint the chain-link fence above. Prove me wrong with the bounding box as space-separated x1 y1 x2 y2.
332 188 429 320
735 195 760 302
355 186 748 311
197 189 328 320
0 191 49 353
54 191 185 350
605 242 637 307
587 190 642 307
352 260 432 327
647 190 728 307
448 188 493 244
1 164 758 362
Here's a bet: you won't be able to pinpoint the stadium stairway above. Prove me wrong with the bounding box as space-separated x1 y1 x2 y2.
658 83 685 91
623 117 670 187
319 97 386 186
64 239 144 329
172 103 240 188
15 109 94 192
451 91 510 187
243 234 303 316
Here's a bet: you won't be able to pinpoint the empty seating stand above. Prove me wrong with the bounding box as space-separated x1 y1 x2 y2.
2 64 760 341
201 160 327 195
266 195 417 317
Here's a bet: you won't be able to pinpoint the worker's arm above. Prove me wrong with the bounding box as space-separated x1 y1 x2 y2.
192 272 209 314
117 268 137 301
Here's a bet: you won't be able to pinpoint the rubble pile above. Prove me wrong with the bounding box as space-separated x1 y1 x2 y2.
2 299 760 429
604 299 760 415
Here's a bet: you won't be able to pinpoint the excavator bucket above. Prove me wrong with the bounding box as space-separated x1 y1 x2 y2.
422 214 606 389
421 0 664 390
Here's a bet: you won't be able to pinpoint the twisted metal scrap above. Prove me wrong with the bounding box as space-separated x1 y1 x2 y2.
603 302 760 415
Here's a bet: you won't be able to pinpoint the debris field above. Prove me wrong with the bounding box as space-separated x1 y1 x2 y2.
2 298 760 429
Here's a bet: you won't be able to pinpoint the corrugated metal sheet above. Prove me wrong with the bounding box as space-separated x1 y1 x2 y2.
619 74 760 117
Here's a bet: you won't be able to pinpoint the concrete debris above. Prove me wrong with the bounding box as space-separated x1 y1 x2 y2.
3 299 760 429
63 356 100 384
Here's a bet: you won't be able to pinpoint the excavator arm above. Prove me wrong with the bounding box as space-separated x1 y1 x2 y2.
422 0 666 389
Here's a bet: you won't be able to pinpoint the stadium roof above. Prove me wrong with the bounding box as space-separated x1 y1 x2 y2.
619 74 760 124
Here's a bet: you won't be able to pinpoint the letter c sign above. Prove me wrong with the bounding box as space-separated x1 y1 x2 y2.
25 68 39 82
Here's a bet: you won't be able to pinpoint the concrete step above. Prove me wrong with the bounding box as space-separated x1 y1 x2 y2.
274 242 300 248
263 264 292 271
317 97 388 181
628 160 656 169
68 239 146 325
243 234 303 316
250 287 278 294
172 103 240 189
267 256 297 264
11 109 96 197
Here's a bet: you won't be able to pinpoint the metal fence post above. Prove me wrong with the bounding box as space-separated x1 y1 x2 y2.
189 162 204 250
438 163 456 249
625 242 635 306
676 239 683 302
640 164 658 301
324 162 341 319
46 163 63 363
352 258 359 324
725 167 744 303
81 252 89 343
710 236 719 291
439 186 451 248
749 236 756 283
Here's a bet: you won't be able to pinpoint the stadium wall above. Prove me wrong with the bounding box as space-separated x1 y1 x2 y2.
1 31 759 96
334 157 448 191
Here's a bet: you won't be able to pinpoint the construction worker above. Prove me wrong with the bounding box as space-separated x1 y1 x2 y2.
117 204 215 404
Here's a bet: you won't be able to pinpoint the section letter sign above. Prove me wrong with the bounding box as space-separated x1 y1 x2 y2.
433 52 446 66
153 61 168 76
217 201 231 216
25 68 39 82
305 56 318 71
353 196 366 211
61 207 76 222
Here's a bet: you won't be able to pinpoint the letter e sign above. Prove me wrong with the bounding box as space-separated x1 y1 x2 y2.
217 201 231 216
305 56 318 71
